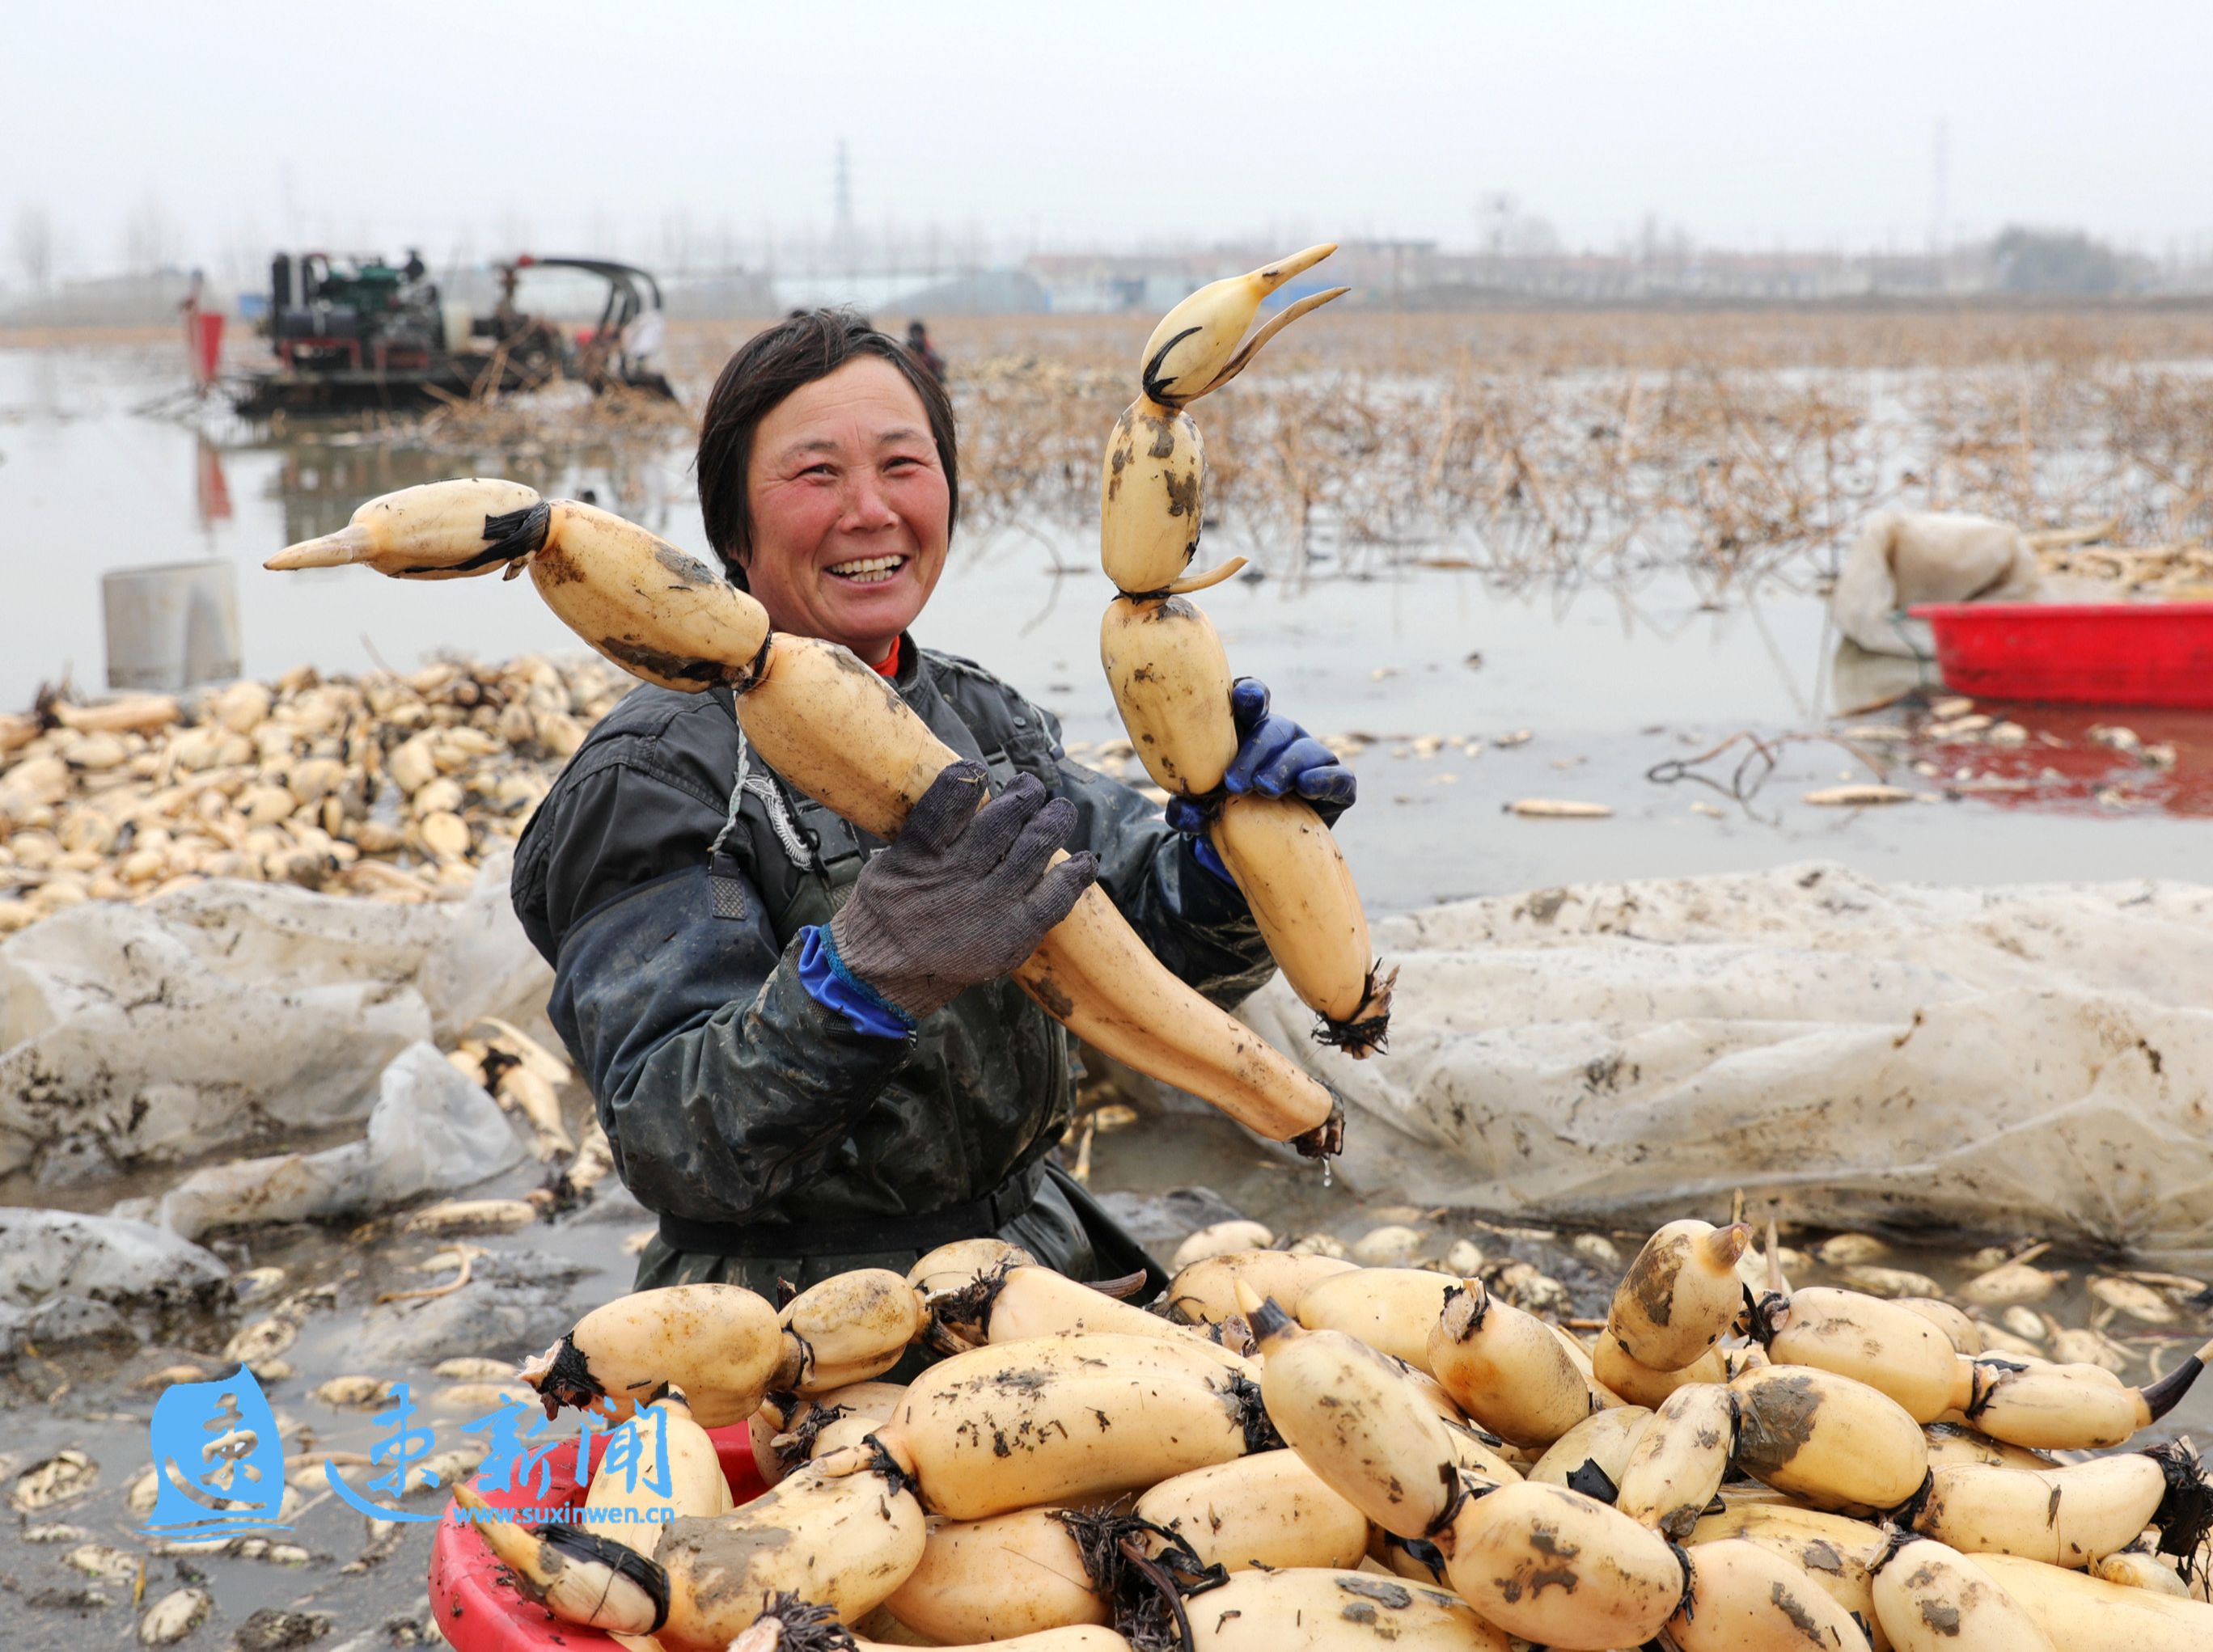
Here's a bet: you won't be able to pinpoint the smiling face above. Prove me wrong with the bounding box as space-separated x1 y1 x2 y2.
740 357 952 665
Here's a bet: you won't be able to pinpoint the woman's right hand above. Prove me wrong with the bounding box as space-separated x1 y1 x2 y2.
826 761 1098 1020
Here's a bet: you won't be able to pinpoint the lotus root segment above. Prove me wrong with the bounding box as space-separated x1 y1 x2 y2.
1099 403 1206 595
1098 595 1235 795
264 476 550 578
1606 1219 1750 1371
1136 243 1345 409
1210 792 1394 1054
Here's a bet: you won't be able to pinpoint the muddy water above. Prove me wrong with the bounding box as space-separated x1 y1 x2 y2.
3 344 2212 1648
6 344 2213 915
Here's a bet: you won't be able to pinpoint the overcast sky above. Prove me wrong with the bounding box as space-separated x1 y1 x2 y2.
7 0 2211 279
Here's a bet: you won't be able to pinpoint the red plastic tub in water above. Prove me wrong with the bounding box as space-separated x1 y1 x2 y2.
1911 602 2213 708
429 1422 767 1651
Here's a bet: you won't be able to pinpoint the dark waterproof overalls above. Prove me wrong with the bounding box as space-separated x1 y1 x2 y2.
510 637 1276 1296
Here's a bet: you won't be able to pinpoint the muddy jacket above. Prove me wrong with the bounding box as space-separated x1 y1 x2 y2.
510 636 1276 1294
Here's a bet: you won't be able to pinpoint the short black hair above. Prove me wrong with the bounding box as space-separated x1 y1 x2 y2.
696 308 958 589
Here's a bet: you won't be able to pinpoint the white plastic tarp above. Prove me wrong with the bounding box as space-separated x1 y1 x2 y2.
0 853 549 1182
1239 863 2213 1257
0 1207 229 1308
149 1041 531 1240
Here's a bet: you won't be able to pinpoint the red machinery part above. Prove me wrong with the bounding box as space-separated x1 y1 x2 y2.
190 312 225 386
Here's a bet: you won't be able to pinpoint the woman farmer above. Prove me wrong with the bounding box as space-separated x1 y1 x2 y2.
512 310 1355 1295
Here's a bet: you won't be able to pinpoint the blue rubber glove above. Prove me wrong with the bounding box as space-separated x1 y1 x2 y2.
1221 678 1356 811
1166 678 1355 885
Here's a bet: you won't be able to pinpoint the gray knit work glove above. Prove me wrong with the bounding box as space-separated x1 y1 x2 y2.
829 760 1100 1020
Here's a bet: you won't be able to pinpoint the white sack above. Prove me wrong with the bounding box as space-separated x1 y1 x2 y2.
1242 863 2213 1257
1829 509 2040 657
152 1041 531 1241
0 852 549 1181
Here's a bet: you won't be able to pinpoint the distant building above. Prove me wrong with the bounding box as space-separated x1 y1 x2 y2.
1025 254 1217 314
661 270 779 319
768 268 1044 316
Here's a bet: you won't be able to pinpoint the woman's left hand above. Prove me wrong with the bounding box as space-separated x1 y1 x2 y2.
1165 678 1354 880
1219 677 1355 809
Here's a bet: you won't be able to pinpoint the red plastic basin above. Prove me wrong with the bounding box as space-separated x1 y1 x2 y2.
1911 601 2213 708
429 1422 767 1651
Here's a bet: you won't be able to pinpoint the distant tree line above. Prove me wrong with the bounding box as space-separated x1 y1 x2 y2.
1991 225 2138 295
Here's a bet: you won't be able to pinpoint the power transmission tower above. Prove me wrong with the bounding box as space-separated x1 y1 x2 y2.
1930 118 1950 260
834 138 856 280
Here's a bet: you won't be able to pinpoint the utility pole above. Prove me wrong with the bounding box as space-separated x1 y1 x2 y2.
1477 191 1515 275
